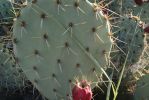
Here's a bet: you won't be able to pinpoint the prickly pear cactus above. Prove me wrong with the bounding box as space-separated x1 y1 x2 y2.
134 74 149 100
0 0 14 36
94 0 135 16
0 0 14 21
132 2 149 33
132 2 149 23
13 0 113 99
108 0 135 14
0 47 26 90
112 16 146 67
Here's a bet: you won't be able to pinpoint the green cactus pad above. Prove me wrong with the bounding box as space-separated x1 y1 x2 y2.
95 0 135 15
132 3 149 23
13 0 113 99
0 0 14 21
134 74 149 100
0 48 25 90
112 16 146 67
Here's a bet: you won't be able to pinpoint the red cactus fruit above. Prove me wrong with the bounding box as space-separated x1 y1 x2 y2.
72 80 92 100
144 25 149 33
134 0 143 5
102 8 108 15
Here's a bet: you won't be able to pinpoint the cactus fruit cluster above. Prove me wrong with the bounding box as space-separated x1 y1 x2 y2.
0 0 148 100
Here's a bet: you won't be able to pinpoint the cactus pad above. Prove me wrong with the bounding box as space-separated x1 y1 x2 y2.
134 74 149 100
0 47 25 90
112 16 146 67
13 0 113 99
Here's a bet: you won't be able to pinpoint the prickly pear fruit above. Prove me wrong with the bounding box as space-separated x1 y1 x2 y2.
72 80 92 100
